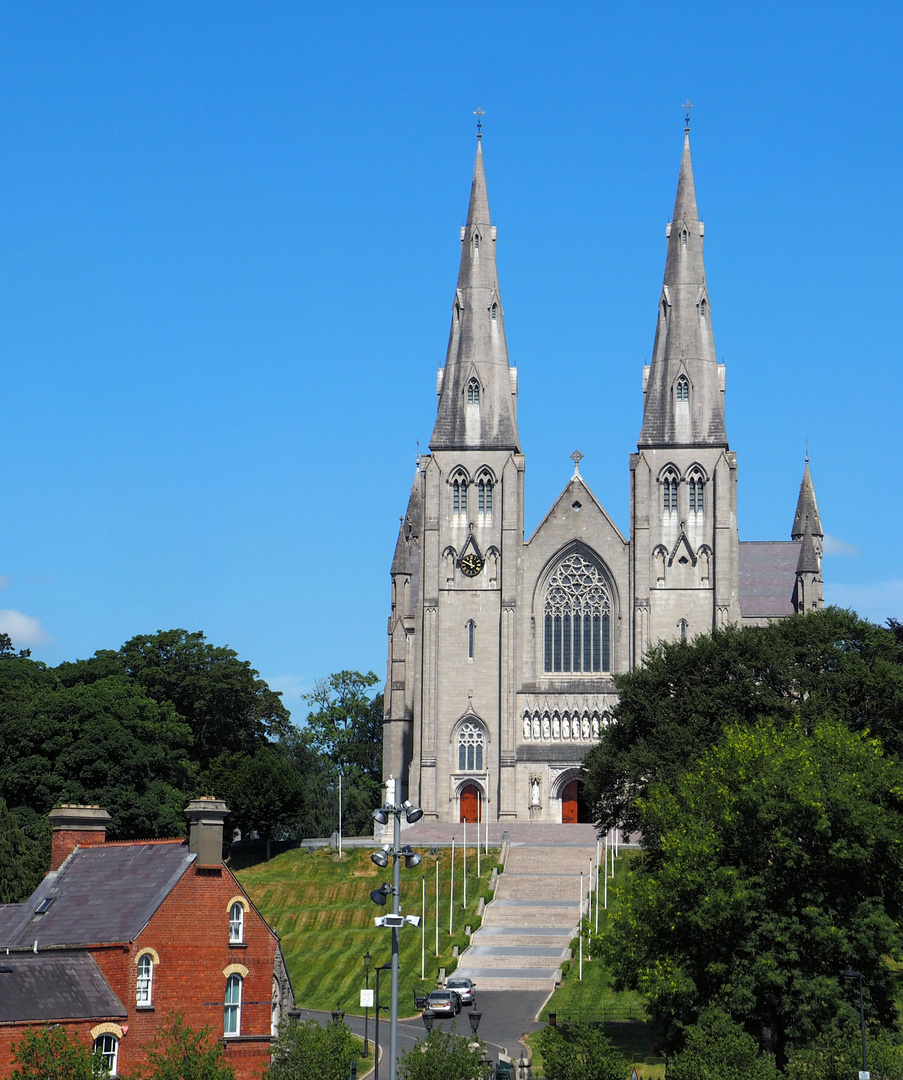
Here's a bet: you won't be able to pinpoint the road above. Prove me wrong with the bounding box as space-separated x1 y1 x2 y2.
295 989 549 1075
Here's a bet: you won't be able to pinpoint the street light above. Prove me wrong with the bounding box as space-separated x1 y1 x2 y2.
331 1002 345 1025
468 1010 482 1043
369 797 424 1080
841 970 868 1078
363 951 372 1058
374 961 391 1080
421 1008 435 1034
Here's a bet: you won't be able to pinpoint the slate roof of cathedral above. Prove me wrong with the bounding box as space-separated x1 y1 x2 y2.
0 840 195 949
738 541 800 617
0 952 126 1023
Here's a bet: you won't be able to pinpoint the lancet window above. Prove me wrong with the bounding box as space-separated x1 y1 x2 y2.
688 471 706 516
543 552 611 674
457 721 484 771
700 297 707 320
451 472 468 518
662 471 679 515
476 470 493 519
676 375 689 403
467 379 480 405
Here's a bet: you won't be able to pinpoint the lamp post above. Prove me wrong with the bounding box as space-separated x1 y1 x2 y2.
363 951 372 1057
421 1008 435 1035
374 961 391 1080
371 798 423 1080
841 970 868 1078
331 1002 345 1025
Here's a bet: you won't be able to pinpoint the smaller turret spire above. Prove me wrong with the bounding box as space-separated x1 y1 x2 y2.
791 456 823 541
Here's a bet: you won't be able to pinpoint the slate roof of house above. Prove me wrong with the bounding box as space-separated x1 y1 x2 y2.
0 840 195 949
0 952 126 1023
739 540 800 618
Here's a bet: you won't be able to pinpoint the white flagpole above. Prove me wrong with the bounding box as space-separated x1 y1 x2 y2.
435 857 440 956
579 873 584 980
463 820 467 908
604 833 609 909
421 877 426 979
450 838 455 936
477 794 481 878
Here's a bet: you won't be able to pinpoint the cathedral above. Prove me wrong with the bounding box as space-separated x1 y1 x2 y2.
383 125 824 825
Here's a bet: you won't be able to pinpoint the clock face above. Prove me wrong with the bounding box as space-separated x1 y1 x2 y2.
460 552 484 578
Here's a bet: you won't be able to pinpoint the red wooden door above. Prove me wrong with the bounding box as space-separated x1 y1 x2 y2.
460 785 479 823
562 779 579 824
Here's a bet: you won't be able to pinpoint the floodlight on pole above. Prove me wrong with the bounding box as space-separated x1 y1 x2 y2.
403 800 424 824
371 844 391 868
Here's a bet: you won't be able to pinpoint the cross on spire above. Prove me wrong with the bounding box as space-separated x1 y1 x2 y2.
683 99 694 133
570 449 583 474
474 106 485 138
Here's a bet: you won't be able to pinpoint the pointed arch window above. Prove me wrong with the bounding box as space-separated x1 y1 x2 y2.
490 302 498 321
662 471 679 515
473 232 481 251
458 721 484 771
476 469 494 520
700 298 707 320
543 552 611 674
682 230 688 247
467 379 480 405
451 472 468 519
676 375 689 403
688 470 706 517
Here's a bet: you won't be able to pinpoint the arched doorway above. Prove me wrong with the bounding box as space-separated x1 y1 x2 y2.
460 784 480 823
561 778 591 823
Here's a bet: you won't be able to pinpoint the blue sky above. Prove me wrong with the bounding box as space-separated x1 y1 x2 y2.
0 2 899 718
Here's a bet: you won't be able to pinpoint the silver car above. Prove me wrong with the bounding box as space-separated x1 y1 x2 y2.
445 977 475 1005
425 989 461 1016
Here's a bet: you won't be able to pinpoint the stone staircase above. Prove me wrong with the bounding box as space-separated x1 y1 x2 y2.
453 834 597 991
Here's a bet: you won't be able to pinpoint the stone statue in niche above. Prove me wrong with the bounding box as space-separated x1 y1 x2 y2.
582 717 590 739
531 779 540 805
592 717 599 739
552 717 560 739
532 717 541 740
542 716 550 740
523 716 531 740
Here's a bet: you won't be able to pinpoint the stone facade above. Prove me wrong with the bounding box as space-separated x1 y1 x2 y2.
384 131 824 824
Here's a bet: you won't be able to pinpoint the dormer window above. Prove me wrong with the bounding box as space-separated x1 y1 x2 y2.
682 230 688 247
467 379 480 405
473 232 481 250
676 375 689 403
700 298 707 320
490 302 498 321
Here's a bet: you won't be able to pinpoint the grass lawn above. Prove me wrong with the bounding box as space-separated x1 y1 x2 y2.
237 844 497 1014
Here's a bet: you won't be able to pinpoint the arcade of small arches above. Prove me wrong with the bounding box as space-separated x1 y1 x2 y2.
521 710 609 742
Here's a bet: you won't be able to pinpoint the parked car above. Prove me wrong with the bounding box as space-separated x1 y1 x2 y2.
445 977 475 1005
425 989 461 1016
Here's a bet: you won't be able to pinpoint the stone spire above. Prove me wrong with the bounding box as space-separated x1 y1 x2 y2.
791 456 823 541
430 139 520 452
638 132 727 448
796 517 820 574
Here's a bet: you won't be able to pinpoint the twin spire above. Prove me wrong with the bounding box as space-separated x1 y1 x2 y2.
429 139 520 453
638 131 727 448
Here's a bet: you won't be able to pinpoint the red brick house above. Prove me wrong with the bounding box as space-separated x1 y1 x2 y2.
0 799 292 1079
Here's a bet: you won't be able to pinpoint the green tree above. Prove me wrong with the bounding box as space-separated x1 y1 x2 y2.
201 744 306 858
269 1017 357 1080
397 1028 491 1080
535 1021 628 1080
132 1012 236 1080
0 675 193 838
10 1025 101 1080
601 717 903 1067
584 608 903 835
0 797 50 902
116 629 291 767
786 1027 903 1080
665 1009 778 1080
302 671 383 836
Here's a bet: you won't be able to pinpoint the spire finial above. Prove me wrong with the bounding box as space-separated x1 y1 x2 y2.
570 449 583 476
805 437 809 464
474 106 485 138
683 99 694 133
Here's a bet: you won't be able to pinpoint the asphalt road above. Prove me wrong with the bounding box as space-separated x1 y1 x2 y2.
296 989 549 1075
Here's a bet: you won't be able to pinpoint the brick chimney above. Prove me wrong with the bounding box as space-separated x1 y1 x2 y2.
184 797 230 868
48 804 111 871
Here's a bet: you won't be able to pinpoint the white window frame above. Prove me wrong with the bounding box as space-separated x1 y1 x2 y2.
224 974 242 1036
136 953 153 1006
229 902 244 944
93 1034 119 1075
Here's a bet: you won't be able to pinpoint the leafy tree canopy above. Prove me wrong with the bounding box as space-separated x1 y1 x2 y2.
665 1009 778 1080
269 1017 357 1080
397 1027 492 1080
131 1012 236 1080
534 1021 629 1080
10 1025 101 1080
0 798 51 903
302 670 383 835
601 716 903 1066
584 608 903 834
785 1026 903 1080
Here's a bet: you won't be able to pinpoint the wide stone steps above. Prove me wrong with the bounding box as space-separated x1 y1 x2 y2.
454 841 597 992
